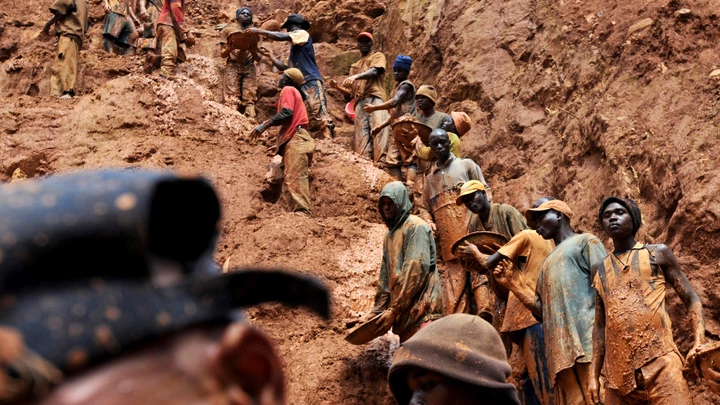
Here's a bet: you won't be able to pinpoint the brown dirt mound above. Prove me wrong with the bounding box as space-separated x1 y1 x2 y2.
2 0 720 401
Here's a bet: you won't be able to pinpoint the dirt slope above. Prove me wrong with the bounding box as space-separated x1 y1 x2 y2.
2 0 720 402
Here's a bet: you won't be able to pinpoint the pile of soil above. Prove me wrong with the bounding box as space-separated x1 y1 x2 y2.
1 0 719 402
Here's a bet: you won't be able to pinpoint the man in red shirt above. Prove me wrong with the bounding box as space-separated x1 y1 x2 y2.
152 0 194 76
251 68 315 216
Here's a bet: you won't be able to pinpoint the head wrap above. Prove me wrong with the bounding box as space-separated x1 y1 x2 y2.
393 55 412 71
451 111 472 136
388 314 520 405
598 196 642 235
281 13 310 30
379 181 413 232
283 68 306 86
524 200 573 227
455 180 486 205
416 85 437 104
357 31 373 41
236 7 252 19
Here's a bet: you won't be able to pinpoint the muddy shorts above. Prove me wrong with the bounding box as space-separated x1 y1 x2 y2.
103 12 134 47
603 352 691 405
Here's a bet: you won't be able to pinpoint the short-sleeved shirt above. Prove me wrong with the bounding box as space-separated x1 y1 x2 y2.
275 86 309 148
157 0 182 28
416 132 461 161
536 233 607 385
422 156 489 206
220 23 256 68
467 203 527 241
107 0 128 15
49 0 88 40
592 244 679 395
395 80 416 116
414 111 450 130
349 52 387 102
497 230 553 332
287 30 322 83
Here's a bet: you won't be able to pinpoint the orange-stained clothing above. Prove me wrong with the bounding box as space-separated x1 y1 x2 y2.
497 230 553 332
157 0 183 30
349 52 387 102
275 86 309 148
592 244 680 395
49 0 88 42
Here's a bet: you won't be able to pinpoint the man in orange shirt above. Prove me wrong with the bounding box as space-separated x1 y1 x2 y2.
251 68 315 216
457 196 556 405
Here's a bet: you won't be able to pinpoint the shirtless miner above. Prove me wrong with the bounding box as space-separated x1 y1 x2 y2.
588 197 706 405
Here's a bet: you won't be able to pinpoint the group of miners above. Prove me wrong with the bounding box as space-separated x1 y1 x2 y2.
35 3 719 405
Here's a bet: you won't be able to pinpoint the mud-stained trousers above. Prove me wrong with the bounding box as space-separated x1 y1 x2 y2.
354 96 393 163
282 128 315 216
50 35 80 96
156 24 185 76
603 352 691 405
440 261 494 318
554 362 592 405
222 63 257 115
516 324 554 405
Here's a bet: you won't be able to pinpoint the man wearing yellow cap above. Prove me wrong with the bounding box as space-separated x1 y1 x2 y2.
493 200 607 405
417 128 491 317
329 32 398 170
454 179 526 322
457 194 556 405
251 68 315 216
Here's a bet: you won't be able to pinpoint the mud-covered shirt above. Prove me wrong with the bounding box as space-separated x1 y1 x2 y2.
106 0 128 15
49 0 88 40
592 244 679 395
497 230 553 332
350 52 387 102
373 183 443 339
220 22 256 69
395 80 416 116
414 110 450 130
467 203 527 241
536 233 607 385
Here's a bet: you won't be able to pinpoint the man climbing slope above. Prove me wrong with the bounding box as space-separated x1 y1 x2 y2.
251 68 315 216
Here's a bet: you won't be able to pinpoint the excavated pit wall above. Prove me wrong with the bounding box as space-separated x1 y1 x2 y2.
1 0 720 402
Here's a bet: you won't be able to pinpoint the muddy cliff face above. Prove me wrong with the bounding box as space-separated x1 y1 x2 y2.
377 0 720 362
1 0 720 402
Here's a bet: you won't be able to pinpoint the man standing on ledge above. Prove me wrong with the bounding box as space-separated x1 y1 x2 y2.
153 0 195 77
42 0 88 98
589 197 705 405
220 7 261 117
252 14 334 138
494 200 607 405
367 181 443 342
330 32 397 169
251 68 315 216
418 129 490 316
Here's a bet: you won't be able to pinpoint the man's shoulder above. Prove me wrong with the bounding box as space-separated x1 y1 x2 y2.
220 23 241 36
405 215 432 231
